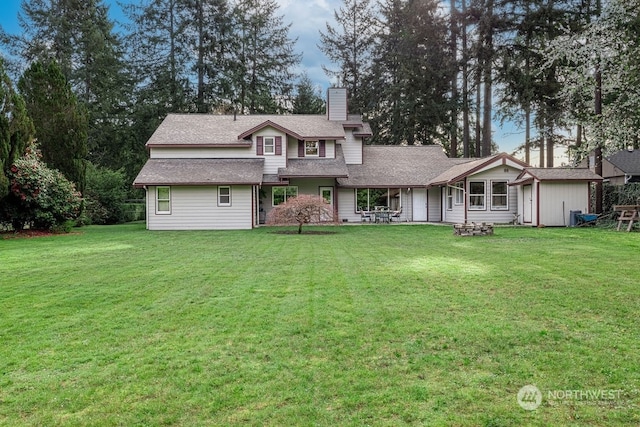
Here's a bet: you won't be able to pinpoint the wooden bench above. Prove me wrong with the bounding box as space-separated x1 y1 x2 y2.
614 205 639 232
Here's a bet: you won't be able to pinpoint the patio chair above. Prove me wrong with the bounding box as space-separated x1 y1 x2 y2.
360 211 372 222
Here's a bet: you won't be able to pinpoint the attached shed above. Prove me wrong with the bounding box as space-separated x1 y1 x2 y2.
509 168 602 227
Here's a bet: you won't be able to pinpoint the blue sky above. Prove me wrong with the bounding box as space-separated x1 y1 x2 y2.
0 0 534 158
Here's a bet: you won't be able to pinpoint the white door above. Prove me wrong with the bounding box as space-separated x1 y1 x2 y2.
412 188 428 221
523 185 533 223
319 187 334 221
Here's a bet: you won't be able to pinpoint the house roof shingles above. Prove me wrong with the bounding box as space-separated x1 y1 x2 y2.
606 149 640 175
509 167 602 185
146 114 349 147
278 145 349 178
133 158 265 187
337 145 469 187
426 153 529 187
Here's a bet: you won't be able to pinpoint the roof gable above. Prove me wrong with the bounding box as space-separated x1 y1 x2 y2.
146 114 348 147
606 149 640 175
427 153 528 187
512 167 603 184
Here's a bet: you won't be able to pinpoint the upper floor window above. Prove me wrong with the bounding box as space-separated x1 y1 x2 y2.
263 137 275 155
257 136 281 155
305 140 319 156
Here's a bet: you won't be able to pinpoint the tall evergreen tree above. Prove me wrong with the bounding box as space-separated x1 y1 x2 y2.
292 73 325 114
366 0 451 145
18 61 88 193
227 0 301 113
3 0 131 171
184 0 232 113
124 0 193 114
0 58 34 198
318 0 376 114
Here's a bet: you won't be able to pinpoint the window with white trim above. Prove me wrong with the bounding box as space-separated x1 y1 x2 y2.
469 181 486 210
218 186 231 206
305 140 319 156
272 186 298 206
156 186 171 214
454 182 464 205
491 181 508 210
263 136 275 155
355 188 396 212
446 186 453 210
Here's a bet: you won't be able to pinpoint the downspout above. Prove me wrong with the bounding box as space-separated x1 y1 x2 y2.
464 178 468 223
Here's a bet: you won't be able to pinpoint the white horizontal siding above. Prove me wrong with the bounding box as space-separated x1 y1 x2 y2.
150 126 287 175
337 188 361 223
339 129 363 165
327 88 348 121
147 185 253 230
466 166 521 224
538 182 590 226
150 147 253 158
427 188 441 222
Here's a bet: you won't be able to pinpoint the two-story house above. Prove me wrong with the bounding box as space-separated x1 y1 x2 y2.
133 88 600 230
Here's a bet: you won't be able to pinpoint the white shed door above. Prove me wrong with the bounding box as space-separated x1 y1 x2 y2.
523 185 533 223
412 188 428 221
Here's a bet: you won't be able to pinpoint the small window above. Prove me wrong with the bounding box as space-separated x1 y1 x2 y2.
469 181 486 210
454 182 464 205
305 140 319 156
272 186 298 206
264 137 275 155
446 186 453 211
156 186 171 214
491 181 508 210
218 186 231 206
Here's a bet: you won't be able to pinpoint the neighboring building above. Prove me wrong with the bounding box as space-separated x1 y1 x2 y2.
509 168 602 226
133 88 601 230
579 148 640 184
603 149 640 184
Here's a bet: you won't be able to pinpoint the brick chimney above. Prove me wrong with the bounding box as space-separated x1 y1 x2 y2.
326 88 348 121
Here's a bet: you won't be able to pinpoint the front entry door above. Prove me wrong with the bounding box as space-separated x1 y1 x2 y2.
319 187 334 221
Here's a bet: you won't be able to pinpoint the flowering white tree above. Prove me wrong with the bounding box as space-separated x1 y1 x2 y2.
545 0 640 159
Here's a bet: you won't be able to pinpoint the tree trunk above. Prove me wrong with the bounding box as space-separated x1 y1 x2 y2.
481 0 493 157
475 67 481 158
449 0 458 158
461 0 470 158
546 121 554 167
525 105 531 165
594 67 603 213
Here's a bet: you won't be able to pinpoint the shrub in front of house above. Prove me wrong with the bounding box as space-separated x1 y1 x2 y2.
0 143 81 231
266 194 334 234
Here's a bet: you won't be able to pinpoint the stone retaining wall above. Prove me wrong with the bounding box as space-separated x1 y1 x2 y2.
453 222 494 236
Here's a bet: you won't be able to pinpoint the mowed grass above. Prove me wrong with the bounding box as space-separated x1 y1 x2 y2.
0 223 639 426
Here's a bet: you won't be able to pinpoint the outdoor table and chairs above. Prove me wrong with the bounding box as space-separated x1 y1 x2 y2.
360 207 401 223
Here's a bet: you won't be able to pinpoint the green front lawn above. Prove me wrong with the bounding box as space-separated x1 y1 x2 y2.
1 224 638 426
